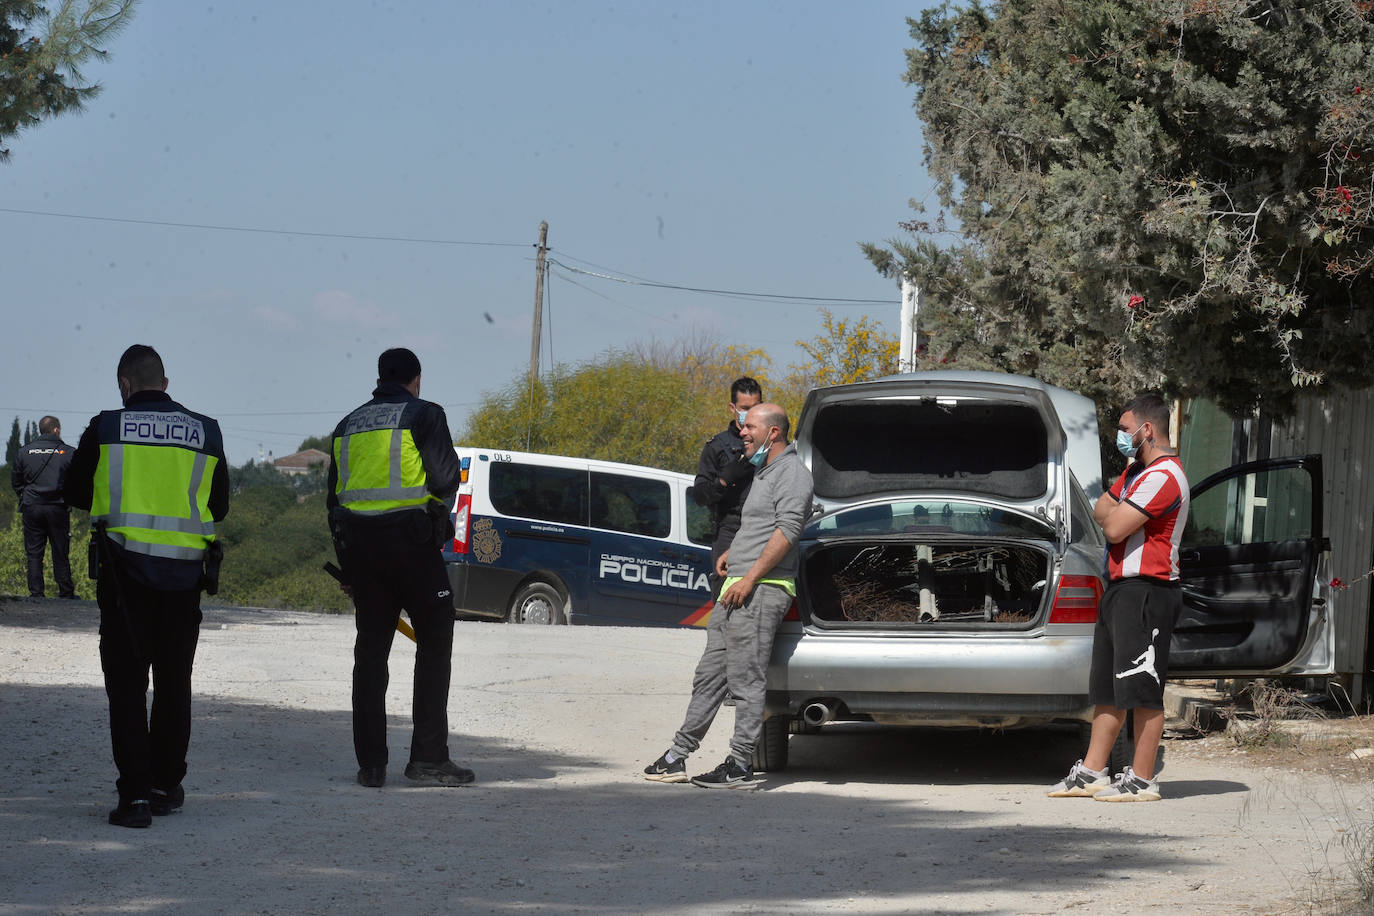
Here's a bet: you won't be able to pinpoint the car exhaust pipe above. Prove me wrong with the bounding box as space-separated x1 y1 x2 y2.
802 701 834 727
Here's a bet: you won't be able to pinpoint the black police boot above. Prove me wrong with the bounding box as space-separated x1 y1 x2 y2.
357 765 386 788
109 799 152 828
404 759 475 786
149 785 185 816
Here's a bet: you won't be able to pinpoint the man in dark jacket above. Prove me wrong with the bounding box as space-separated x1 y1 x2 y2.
12 416 77 598
64 345 230 828
692 377 762 600
327 348 471 789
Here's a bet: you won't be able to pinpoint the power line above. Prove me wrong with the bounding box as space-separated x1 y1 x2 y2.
0 206 897 307
0 207 529 248
547 256 896 306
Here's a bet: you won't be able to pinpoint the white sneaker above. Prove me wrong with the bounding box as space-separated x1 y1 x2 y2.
1047 759 1111 797
1094 766 1161 802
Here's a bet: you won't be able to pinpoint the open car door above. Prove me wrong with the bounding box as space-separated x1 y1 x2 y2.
1172 455 1334 676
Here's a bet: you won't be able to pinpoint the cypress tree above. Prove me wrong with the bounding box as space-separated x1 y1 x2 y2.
4 416 19 465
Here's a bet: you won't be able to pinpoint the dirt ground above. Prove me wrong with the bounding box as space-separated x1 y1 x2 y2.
2 597 1373 915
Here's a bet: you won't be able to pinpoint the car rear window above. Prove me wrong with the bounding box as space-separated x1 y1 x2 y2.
808 399 1049 500
807 499 1051 539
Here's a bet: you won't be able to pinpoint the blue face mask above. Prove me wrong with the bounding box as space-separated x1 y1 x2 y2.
748 436 771 468
1116 425 1142 459
736 409 748 426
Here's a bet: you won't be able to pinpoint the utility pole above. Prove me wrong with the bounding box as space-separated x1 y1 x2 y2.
529 221 549 385
899 277 921 373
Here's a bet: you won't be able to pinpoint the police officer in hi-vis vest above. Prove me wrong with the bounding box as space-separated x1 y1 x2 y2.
326 348 470 789
64 345 230 828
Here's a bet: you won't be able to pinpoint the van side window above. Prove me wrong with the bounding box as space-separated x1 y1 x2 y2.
686 499 713 546
591 472 670 538
489 462 588 526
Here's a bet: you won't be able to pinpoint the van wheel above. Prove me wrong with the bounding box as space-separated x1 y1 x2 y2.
509 582 566 625
750 715 790 773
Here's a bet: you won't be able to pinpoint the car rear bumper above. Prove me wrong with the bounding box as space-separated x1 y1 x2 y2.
766 631 1094 726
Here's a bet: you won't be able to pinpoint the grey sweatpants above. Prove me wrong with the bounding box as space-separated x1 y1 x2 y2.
669 583 792 768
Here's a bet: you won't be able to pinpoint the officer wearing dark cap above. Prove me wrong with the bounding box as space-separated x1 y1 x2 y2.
327 348 472 788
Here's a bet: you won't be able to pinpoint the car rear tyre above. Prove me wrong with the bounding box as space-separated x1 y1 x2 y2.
508 582 566 625
751 715 790 773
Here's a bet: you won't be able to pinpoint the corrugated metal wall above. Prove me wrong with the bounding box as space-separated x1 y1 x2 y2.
1267 387 1374 701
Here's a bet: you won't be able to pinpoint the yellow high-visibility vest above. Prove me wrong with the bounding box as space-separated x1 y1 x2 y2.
92 408 219 563
333 401 436 514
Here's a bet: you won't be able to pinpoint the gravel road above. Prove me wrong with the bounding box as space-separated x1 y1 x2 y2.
2 598 1368 914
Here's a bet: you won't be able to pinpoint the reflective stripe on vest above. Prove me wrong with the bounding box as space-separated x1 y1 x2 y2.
334 404 431 514
92 439 218 563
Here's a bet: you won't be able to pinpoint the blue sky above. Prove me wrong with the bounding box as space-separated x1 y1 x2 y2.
1 2 938 463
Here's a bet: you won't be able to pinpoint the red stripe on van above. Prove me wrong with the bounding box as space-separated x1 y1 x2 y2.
679 600 714 628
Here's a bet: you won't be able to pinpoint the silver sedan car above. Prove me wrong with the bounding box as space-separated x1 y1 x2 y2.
756 371 1333 772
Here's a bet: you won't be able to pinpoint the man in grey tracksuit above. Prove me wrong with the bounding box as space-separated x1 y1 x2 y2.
642 403 813 789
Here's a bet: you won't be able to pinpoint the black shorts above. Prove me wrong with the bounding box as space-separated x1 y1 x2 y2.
1088 577 1182 710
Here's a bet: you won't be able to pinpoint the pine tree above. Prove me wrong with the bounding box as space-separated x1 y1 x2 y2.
0 0 138 161
23 420 35 444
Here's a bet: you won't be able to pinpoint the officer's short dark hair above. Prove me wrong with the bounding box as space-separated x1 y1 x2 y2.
378 348 422 384
730 377 762 404
1123 391 1170 439
117 345 166 390
38 416 59 435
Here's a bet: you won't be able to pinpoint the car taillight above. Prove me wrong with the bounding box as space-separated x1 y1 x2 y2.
452 494 471 554
1049 574 1102 624
784 598 799 621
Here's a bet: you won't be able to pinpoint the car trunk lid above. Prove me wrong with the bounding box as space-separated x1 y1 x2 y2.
795 371 1093 534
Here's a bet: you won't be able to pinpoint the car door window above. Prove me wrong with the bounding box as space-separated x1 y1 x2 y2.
1184 465 1313 548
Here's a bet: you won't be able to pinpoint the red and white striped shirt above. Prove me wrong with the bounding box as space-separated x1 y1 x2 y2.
1107 456 1190 581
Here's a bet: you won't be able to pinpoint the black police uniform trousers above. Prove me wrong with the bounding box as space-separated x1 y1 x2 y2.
346 517 455 769
97 564 201 803
22 504 75 598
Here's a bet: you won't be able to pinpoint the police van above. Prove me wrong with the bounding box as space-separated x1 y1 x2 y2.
443 447 717 627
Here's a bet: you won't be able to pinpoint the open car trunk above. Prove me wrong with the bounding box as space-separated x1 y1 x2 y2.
803 538 1054 628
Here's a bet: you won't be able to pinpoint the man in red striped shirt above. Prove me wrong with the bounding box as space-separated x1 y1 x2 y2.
1049 392 1190 802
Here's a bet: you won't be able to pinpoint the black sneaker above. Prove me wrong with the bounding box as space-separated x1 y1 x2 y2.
357 765 386 788
404 759 476 786
690 756 759 790
642 752 688 783
109 799 152 828
149 785 185 815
